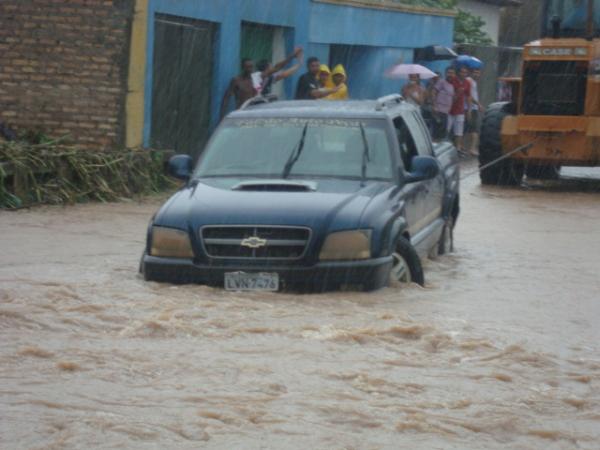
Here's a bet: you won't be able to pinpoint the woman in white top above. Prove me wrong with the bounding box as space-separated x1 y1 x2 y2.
401 74 426 106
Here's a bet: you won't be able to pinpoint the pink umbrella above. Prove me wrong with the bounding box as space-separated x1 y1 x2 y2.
384 63 437 80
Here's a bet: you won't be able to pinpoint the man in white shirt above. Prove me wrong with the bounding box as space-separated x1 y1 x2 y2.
465 68 484 156
251 48 303 97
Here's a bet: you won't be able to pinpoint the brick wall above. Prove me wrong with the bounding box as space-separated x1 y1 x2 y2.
0 0 135 149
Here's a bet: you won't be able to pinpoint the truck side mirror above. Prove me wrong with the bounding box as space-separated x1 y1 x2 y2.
405 156 440 184
168 155 193 180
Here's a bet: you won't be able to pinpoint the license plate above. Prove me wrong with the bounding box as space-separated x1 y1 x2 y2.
224 272 279 292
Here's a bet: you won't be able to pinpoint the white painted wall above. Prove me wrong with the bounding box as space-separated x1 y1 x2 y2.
458 0 502 45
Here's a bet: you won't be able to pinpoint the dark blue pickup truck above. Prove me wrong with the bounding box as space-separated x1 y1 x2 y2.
141 95 460 291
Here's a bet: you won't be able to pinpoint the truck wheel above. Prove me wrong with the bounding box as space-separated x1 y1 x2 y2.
390 236 424 286
479 103 524 186
438 216 454 255
525 164 560 180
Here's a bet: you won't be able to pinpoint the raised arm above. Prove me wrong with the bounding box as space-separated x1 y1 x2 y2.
310 84 342 99
273 51 303 82
263 47 303 78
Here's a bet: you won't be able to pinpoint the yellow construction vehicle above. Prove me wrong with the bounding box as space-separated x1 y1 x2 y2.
480 0 600 184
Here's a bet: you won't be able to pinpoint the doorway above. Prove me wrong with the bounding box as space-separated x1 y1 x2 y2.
240 22 287 98
151 14 216 156
241 22 274 64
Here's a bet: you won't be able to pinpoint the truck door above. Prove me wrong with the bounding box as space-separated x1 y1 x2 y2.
403 111 444 228
392 116 427 239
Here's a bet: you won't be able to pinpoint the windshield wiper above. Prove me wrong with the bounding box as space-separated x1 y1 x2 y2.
360 122 371 186
282 122 309 179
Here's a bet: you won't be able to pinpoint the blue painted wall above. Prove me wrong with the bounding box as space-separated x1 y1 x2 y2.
310 2 453 100
329 46 415 99
143 0 454 147
144 0 310 145
309 2 454 48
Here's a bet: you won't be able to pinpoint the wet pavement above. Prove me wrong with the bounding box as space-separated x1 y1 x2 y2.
1 161 599 449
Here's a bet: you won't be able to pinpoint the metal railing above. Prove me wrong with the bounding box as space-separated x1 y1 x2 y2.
375 94 404 111
239 94 279 110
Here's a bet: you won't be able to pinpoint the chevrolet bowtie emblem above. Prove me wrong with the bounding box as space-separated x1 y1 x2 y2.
241 236 268 249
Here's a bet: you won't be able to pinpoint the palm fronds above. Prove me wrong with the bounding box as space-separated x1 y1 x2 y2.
0 140 177 209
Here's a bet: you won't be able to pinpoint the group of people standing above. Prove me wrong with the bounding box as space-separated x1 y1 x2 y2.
295 56 348 100
220 47 482 156
404 65 483 156
220 48 349 118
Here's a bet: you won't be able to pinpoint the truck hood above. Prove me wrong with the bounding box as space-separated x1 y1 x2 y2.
153 177 390 232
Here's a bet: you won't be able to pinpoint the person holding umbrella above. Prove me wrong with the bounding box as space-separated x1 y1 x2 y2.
386 64 436 87
385 63 436 106
401 74 426 106
455 56 484 153
385 63 437 136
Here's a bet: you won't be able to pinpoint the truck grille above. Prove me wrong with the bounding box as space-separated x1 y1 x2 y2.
201 226 311 260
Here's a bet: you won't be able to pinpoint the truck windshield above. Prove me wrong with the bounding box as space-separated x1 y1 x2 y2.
194 118 394 180
544 0 600 37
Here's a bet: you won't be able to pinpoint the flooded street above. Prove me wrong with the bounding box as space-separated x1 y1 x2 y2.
1 162 600 449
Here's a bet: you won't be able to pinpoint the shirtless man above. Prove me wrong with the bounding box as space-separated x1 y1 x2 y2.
220 58 257 119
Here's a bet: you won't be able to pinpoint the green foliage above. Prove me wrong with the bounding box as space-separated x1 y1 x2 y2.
0 139 177 209
396 0 494 44
454 8 494 44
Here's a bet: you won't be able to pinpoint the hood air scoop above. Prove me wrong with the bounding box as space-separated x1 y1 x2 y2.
232 180 317 192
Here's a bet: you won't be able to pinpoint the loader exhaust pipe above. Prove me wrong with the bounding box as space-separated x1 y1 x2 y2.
587 0 595 40
551 15 562 38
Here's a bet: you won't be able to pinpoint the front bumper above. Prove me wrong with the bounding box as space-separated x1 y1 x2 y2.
141 255 393 291
502 116 600 165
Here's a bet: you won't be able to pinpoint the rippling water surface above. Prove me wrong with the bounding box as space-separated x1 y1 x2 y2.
1 163 599 449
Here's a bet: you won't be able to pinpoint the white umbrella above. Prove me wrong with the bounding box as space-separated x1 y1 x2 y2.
384 63 437 80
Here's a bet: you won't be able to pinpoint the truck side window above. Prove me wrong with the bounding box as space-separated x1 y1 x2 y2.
393 117 418 171
403 112 433 157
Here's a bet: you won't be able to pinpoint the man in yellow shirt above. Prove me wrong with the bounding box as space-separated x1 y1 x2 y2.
319 64 335 89
326 64 349 100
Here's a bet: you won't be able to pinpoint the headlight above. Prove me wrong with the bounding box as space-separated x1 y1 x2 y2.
151 226 194 258
319 230 371 261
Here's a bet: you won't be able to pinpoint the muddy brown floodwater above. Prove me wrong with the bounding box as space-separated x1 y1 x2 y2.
1 161 600 450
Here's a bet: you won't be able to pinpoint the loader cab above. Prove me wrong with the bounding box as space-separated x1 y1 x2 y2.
542 0 600 39
518 0 600 117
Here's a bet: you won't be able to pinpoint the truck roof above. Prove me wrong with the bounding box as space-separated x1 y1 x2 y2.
228 98 416 120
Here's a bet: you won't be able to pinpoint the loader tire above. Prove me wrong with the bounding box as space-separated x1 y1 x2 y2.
479 103 524 186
